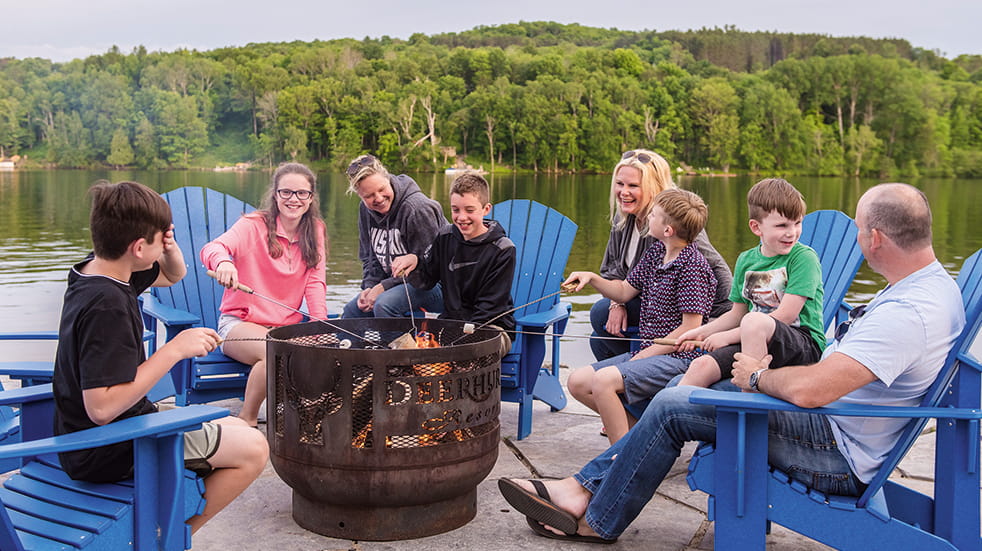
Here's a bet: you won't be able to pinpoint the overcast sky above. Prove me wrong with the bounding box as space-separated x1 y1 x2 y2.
3 0 977 62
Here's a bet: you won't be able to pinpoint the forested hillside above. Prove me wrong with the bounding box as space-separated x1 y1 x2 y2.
0 21 980 176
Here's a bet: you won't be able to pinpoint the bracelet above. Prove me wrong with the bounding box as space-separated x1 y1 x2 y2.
609 301 624 311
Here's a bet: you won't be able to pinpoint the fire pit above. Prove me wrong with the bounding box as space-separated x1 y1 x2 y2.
266 318 501 541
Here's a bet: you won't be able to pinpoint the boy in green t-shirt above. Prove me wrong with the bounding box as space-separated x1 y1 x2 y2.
677 178 825 388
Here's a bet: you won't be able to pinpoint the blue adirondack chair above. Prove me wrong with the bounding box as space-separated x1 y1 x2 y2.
686 249 982 550
0 383 226 550
142 187 256 406
0 328 163 475
490 200 578 440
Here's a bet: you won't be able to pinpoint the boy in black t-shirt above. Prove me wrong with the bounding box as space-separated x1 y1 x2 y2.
52 181 269 533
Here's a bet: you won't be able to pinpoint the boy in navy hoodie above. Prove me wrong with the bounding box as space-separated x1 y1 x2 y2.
391 174 516 353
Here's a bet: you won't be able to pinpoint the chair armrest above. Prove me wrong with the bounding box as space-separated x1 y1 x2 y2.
0 331 59 341
0 383 54 407
515 302 571 329
0 405 228 460
688 388 982 420
142 294 200 327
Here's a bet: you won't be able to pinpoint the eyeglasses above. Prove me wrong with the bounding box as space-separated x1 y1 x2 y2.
622 150 654 165
276 189 313 201
346 156 377 179
833 304 868 342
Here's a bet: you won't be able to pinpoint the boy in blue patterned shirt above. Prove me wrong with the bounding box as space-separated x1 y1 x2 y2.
564 189 717 444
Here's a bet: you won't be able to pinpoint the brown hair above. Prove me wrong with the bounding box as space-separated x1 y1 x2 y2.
256 162 326 269
609 149 675 235
863 183 933 251
89 180 171 260
747 178 806 222
655 188 708 243
450 173 490 205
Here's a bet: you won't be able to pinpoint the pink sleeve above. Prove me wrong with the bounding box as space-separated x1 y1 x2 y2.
199 216 250 270
303 221 328 320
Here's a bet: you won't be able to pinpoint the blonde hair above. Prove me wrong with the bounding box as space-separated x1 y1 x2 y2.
609 149 675 236
655 188 708 243
345 154 389 194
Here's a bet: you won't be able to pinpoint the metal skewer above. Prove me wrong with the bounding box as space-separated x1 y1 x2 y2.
206 270 386 348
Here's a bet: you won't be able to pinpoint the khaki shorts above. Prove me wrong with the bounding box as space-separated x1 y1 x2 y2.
184 421 222 477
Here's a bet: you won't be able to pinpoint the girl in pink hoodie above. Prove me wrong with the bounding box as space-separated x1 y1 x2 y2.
201 162 327 426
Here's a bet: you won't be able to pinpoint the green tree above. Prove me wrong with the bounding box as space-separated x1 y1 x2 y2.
107 127 135 167
691 78 740 171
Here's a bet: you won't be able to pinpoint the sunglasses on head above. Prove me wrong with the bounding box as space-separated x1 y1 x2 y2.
622 150 654 165
346 156 376 179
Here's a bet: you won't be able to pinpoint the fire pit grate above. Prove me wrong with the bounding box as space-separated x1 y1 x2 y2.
267 318 502 541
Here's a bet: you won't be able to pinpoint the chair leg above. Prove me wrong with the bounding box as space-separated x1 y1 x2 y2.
516 393 533 440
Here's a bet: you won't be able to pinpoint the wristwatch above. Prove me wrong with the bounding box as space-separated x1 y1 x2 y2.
748 368 768 392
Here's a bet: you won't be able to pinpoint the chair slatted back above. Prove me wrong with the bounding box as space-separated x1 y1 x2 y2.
490 200 578 319
800 210 864 331
153 187 255 330
857 249 982 507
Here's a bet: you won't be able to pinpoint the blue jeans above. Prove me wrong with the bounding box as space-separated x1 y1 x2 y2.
342 283 443 318
589 297 642 361
573 382 863 540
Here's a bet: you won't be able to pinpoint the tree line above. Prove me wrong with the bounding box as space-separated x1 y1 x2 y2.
0 21 980 177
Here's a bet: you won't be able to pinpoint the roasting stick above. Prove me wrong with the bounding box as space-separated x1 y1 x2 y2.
205 270 387 348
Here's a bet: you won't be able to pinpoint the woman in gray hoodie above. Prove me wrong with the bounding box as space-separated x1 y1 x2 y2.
342 155 447 318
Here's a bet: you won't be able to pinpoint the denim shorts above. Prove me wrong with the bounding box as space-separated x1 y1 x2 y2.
592 352 692 405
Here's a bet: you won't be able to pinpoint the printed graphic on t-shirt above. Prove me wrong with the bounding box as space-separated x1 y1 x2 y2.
742 267 787 314
370 227 407 271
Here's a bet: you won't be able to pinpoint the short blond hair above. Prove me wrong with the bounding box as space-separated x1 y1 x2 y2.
655 188 708 243
345 154 389 194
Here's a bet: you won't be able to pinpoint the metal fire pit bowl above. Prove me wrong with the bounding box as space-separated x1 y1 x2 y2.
267 318 501 541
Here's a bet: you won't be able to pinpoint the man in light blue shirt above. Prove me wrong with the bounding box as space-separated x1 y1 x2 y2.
497 183 965 543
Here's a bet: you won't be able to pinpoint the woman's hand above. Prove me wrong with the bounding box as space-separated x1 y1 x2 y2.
390 254 418 277
357 284 384 312
214 260 239 290
605 302 628 336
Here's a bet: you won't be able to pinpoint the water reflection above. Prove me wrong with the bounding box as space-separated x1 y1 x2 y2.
2 170 980 365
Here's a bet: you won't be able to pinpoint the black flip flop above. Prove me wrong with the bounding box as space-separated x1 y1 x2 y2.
498 478 579 535
526 517 618 544
522 480 618 544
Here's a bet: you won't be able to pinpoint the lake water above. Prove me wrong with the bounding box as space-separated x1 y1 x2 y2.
2 169 980 366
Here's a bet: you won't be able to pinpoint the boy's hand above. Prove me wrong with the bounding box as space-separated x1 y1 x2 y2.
562 272 593 292
390 254 418 277
606 304 628 336
168 327 221 359
213 260 239 290
161 224 178 255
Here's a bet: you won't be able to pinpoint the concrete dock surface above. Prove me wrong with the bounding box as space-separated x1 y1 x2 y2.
189 365 947 551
